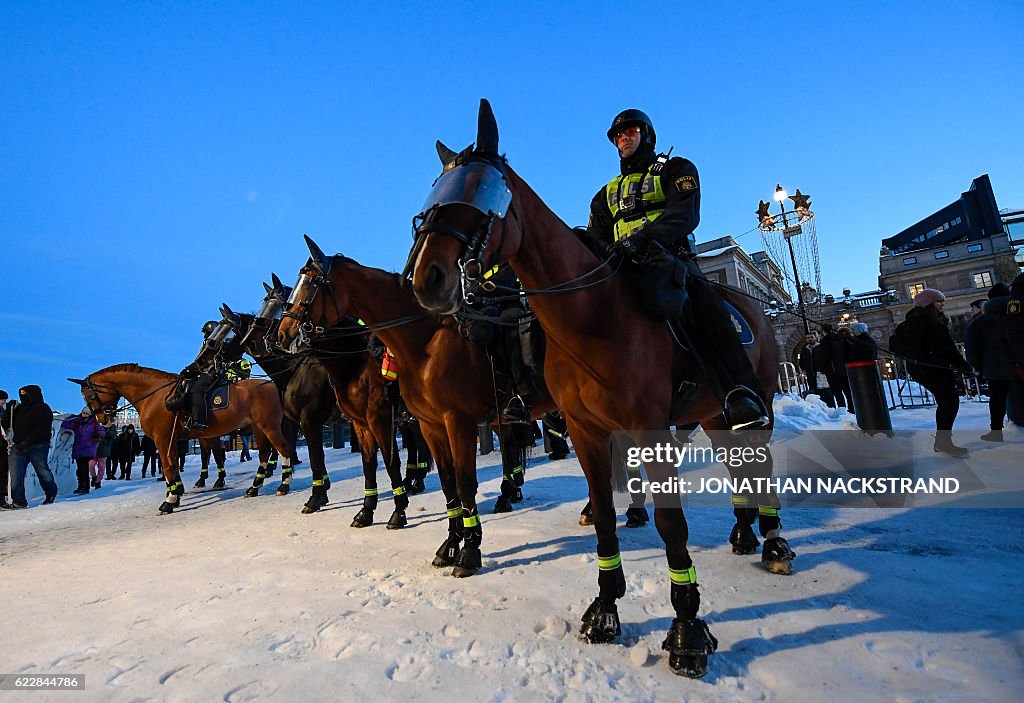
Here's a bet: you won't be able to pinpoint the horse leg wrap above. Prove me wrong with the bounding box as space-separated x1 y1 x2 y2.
432 499 464 567
194 470 208 488
253 467 266 487
511 464 524 487
281 469 293 485
351 489 377 528
212 469 226 490
386 485 408 529
453 506 483 576
661 615 718 678
597 552 626 601
757 505 781 537
302 478 329 514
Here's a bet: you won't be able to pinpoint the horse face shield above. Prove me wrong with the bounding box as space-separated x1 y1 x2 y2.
409 162 512 310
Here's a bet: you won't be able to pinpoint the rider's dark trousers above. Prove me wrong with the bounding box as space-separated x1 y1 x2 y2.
683 260 765 396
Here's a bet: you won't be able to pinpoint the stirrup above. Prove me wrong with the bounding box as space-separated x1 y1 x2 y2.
724 386 769 431
502 395 530 423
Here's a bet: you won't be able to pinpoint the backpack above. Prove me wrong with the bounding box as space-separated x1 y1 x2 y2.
891 319 922 361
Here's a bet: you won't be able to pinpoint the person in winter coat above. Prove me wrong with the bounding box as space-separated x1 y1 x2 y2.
965 282 1016 441
0 390 10 508
0 385 58 508
845 322 878 363
60 408 106 494
814 323 852 409
97 422 116 481
140 434 159 477
798 331 821 398
902 288 974 456
115 425 142 480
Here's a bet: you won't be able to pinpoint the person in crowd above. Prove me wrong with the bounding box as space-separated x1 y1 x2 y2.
0 390 10 508
900 288 974 456
0 385 58 508
814 323 852 409
61 408 106 495
542 411 570 461
140 433 159 477
798 331 821 399
845 322 878 363
969 299 985 318
97 422 116 482
115 424 141 480
965 282 1015 441
239 427 253 463
171 437 189 478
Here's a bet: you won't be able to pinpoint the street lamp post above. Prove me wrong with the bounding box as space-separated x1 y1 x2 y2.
757 185 815 335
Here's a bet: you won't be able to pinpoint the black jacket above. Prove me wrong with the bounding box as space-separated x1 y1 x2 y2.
140 435 158 456
813 332 848 375
964 297 1018 380
0 385 54 449
845 333 879 363
115 430 142 460
902 306 971 381
1004 294 1024 365
585 146 700 253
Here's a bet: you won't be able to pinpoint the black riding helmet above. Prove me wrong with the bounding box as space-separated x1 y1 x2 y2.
606 109 657 149
201 320 217 337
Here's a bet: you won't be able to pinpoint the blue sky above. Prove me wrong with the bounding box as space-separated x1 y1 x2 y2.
2 1 1022 411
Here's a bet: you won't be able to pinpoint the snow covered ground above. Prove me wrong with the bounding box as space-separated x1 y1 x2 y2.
1 396 1022 702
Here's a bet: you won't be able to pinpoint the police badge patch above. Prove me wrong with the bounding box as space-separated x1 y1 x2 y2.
675 175 697 192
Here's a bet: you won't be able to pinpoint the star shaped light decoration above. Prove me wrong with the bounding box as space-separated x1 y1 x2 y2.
756 200 775 229
789 189 813 220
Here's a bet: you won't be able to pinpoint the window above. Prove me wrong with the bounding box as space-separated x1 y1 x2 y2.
908 283 925 298
967 243 983 253
903 257 917 265
934 250 949 259
953 216 962 226
973 271 993 288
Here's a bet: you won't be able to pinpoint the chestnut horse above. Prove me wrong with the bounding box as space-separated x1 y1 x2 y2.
277 241 555 576
73 364 295 515
407 100 793 677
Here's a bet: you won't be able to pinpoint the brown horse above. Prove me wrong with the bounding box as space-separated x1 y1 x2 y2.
72 364 295 515
407 100 793 677
277 241 555 576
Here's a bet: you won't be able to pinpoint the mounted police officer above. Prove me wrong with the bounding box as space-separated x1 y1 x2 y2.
179 317 251 431
584 109 769 430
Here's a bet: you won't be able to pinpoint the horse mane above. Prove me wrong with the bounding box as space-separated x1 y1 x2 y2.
93 362 177 380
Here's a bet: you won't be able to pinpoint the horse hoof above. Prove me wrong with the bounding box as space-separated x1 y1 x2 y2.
625 507 649 528
578 598 620 644
662 618 718 678
451 546 481 577
407 479 425 495
193 478 206 489
351 508 373 528
432 554 455 568
157 502 175 515
386 511 407 530
494 495 513 513
244 487 260 498
761 537 796 575
276 484 290 496
212 477 226 490
729 523 760 555
579 513 594 527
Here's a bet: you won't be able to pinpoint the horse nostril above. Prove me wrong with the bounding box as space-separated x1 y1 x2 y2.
425 264 445 292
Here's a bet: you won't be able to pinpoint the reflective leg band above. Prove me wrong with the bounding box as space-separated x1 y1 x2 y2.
365 489 378 497
731 495 750 506
312 479 326 487
393 486 406 496
598 553 622 571
463 513 480 528
447 507 464 518
758 506 779 517
669 565 697 585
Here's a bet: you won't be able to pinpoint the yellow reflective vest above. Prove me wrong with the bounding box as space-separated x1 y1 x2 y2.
605 165 666 242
